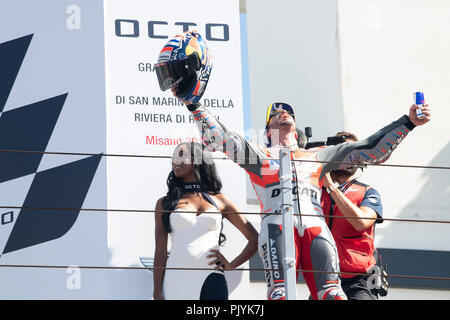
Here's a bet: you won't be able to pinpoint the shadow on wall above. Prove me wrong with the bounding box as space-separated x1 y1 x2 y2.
398 141 450 220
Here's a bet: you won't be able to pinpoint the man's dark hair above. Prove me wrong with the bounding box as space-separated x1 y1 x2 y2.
335 131 358 142
332 131 359 176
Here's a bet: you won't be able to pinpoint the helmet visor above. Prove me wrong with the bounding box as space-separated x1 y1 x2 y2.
265 103 295 126
155 53 200 91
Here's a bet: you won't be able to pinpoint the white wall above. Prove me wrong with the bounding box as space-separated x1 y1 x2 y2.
337 0 450 251
246 0 344 143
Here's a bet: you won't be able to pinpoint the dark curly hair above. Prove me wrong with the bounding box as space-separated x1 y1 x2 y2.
162 142 226 245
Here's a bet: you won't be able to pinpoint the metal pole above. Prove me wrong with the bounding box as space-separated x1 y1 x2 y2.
279 148 297 300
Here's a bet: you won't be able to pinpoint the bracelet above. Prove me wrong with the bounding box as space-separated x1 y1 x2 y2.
326 182 340 194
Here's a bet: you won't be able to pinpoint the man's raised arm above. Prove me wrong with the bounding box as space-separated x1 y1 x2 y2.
186 102 266 173
317 104 431 180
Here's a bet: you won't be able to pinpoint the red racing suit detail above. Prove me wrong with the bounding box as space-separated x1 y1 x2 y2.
189 104 415 299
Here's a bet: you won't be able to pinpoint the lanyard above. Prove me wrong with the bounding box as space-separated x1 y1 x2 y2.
327 179 356 230
182 183 220 210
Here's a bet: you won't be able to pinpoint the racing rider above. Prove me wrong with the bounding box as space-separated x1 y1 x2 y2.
154 32 431 300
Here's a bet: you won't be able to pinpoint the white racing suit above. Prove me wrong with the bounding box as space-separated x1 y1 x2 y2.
188 103 415 300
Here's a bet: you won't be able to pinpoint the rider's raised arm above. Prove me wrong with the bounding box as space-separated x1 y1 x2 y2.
317 114 416 180
187 102 266 176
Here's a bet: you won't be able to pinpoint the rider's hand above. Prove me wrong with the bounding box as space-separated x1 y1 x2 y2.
408 104 431 127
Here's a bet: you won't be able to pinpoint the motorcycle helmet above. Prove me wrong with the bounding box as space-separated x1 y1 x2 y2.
155 30 212 104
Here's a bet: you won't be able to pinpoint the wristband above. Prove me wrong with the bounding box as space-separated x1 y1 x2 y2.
326 182 340 194
403 114 416 130
187 103 200 111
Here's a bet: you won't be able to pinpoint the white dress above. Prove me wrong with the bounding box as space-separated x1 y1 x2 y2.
163 208 224 300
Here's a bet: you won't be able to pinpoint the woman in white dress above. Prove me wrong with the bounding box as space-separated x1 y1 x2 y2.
153 142 258 300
